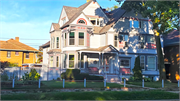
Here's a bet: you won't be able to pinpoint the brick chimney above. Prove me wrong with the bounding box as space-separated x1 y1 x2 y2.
15 37 19 42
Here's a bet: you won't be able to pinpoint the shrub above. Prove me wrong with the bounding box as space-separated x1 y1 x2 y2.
61 69 103 80
1 72 8 81
23 69 40 84
144 77 152 82
132 56 142 81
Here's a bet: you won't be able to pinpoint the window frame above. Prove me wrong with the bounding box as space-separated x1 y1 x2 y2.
15 51 19 56
140 55 145 70
68 54 75 68
56 56 59 67
114 34 118 47
130 20 144 28
147 56 156 71
120 58 130 68
50 56 53 67
69 32 75 46
26 53 29 59
147 36 155 44
63 18 66 25
78 20 86 24
64 33 67 47
78 32 84 46
7 51 11 58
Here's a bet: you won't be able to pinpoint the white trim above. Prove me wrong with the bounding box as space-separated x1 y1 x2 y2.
147 56 156 71
140 55 145 70
68 53 75 69
78 32 85 46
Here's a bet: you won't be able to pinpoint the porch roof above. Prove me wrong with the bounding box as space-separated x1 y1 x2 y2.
47 49 61 54
77 45 119 53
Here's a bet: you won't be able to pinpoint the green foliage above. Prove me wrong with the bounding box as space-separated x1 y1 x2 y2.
106 4 120 11
132 56 142 81
23 69 40 84
61 69 103 80
1 72 9 81
144 77 152 82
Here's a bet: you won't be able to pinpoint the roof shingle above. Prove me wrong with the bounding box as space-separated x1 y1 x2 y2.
0 38 39 52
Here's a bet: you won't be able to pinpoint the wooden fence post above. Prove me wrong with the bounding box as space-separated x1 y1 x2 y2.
124 78 126 87
63 79 65 88
38 77 41 88
104 78 106 87
142 78 144 88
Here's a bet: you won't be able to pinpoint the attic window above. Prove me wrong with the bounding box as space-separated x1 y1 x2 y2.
78 20 85 24
77 18 87 25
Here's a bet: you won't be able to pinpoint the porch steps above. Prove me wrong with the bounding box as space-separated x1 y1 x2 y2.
106 75 120 83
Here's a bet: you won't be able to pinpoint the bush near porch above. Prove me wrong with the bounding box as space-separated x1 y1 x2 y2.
61 69 104 80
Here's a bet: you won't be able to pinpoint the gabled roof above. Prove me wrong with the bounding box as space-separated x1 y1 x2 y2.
99 8 126 34
63 6 79 20
40 41 50 49
163 30 179 47
61 0 93 29
0 38 39 52
93 26 103 34
51 23 61 31
77 45 118 53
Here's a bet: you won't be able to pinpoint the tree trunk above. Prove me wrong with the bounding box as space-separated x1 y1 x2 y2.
155 32 166 81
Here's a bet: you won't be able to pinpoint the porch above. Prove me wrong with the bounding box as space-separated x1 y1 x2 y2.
77 45 119 75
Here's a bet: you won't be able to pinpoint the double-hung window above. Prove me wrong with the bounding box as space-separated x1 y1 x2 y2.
15 51 19 56
7 51 11 58
147 36 155 44
119 34 129 47
69 54 74 68
50 56 53 67
139 36 146 49
79 32 84 45
147 56 156 70
56 56 59 67
140 56 145 69
120 59 130 68
26 53 29 58
114 35 118 47
130 20 143 28
56 37 59 48
69 32 75 45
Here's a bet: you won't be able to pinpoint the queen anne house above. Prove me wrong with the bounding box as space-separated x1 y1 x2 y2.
47 0 159 81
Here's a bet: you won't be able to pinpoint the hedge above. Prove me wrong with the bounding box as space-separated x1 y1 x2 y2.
61 69 103 80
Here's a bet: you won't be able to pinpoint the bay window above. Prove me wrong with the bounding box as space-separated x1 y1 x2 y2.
50 56 53 67
79 32 84 45
56 56 59 67
147 56 156 70
56 37 59 48
69 32 75 45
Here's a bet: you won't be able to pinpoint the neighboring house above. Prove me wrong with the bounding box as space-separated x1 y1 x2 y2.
39 41 50 65
0 37 39 66
47 0 159 80
163 30 179 82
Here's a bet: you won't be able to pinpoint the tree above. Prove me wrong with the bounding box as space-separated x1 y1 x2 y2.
106 4 120 11
132 56 142 80
37 51 43 63
115 0 179 81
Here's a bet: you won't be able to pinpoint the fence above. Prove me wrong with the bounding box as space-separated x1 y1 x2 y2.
3 67 61 81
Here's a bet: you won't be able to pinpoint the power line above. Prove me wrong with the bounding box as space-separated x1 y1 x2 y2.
0 37 49 40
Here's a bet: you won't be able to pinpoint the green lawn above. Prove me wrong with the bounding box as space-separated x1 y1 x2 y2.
1 80 124 89
1 90 179 100
127 81 179 90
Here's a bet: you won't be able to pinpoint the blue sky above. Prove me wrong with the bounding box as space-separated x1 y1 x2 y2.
0 0 121 49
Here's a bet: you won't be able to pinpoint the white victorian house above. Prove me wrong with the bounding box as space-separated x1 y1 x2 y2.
47 0 159 81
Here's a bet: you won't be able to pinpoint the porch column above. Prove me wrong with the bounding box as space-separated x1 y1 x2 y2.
79 52 81 69
99 52 101 69
115 53 119 74
102 53 104 69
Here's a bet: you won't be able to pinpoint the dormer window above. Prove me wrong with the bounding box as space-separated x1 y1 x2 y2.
78 20 86 24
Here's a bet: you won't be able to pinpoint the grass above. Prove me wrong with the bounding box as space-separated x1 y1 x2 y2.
127 80 179 90
1 90 179 100
1 80 124 89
